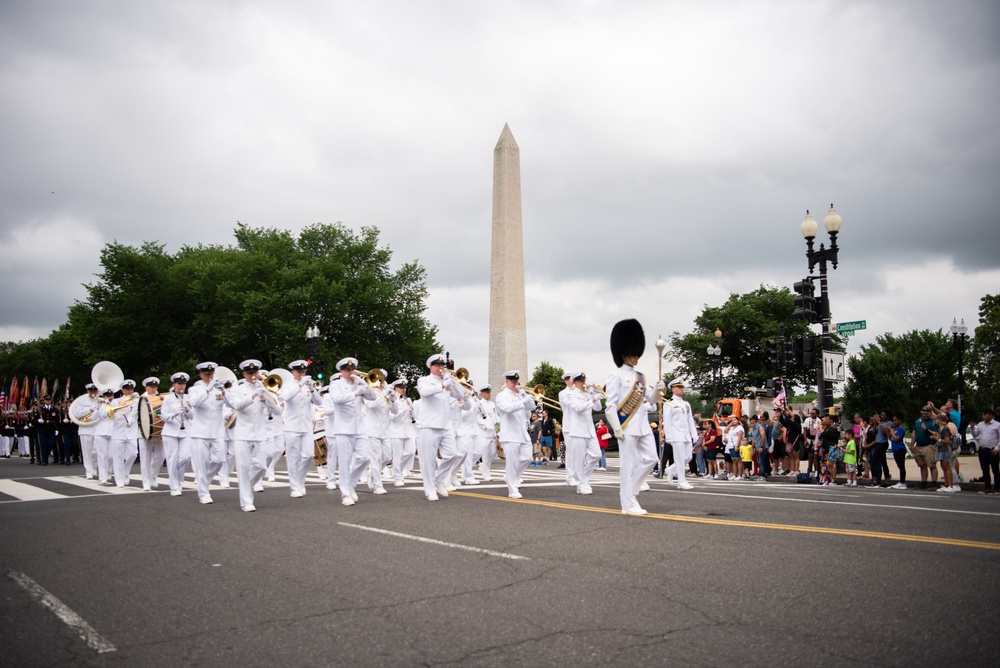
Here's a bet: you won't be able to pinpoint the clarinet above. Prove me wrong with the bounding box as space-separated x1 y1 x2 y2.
179 391 186 430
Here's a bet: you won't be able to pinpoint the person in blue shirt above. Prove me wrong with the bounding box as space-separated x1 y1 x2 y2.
889 413 908 490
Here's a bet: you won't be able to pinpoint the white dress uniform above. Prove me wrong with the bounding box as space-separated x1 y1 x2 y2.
217 404 235 488
159 388 193 495
387 384 417 486
458 395 481 484
326 361 377 505
281 369 323 498
189 376 228 504
415 355 467 500
663 380 699 488
447 395 472 486
363 381 397 494
558 383 577 485
475 390 500 481
563 381 603 494
92 392 115 483
605 363 658 514
110 385 140 487
496 373 537 498
74 389 101 479
225 372 281 511
139 381 165 490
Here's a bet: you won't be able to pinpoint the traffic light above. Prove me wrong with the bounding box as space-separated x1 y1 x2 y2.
793 278 817 322
801 336 815 366
315 360 325 380
764 378 775 398
766 338 779 368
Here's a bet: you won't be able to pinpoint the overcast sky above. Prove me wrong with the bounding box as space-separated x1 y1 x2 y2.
2 0 998 389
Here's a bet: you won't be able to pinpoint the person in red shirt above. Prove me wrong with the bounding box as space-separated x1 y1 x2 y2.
595 419 609 471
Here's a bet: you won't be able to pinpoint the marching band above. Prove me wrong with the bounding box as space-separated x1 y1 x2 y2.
3 319 697 516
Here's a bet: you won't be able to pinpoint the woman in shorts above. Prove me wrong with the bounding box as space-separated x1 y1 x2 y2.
935 423 956 493
702 420 720 478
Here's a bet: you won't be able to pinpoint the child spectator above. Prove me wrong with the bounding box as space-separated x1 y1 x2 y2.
935 417 957 493
739 437 753 480
843 434 858 486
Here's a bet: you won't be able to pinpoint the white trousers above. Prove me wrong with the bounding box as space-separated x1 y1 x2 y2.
324 439 340 489
334 434 370 499
619 433 657 511
417 428 459 495
457 433 477 482
217 438 235 486
0 436 9 457
391 437 416 484
234 439 267 509
139 438 165 490
162 435 191 493
672 440 694 483
503 441 531 495
265 433 285 476
93 435 111 483
112 438 138 487
564 435 578 485
79 434 97 478
285 431 314 495
477 433 497 480
567 435 601 489
368 436 390 491
192 437 225 502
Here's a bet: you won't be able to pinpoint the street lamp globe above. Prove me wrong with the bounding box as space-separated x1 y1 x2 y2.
800 210 818 239
823 204 842 233
714 328 722 340
957 319 968 336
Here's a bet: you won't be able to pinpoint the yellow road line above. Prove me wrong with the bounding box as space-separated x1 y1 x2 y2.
450 491 1000 551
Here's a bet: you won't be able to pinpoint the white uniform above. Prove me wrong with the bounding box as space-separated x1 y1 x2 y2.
663 393 699 487
563 387 603 493
217 405 235 487
281 378 323 497
388 393 417 485
159 390 193 494
189 379 228 503
225 379 281 509
558 386 576 484
110 395 140 487
325 375 376 502
92 399 114 483
496 386 537 498
415 374 466 498
138 391 165 490
363 387 397 493
605 364 658 513
452 397 475 485
476 397 500 480
73 394 100 479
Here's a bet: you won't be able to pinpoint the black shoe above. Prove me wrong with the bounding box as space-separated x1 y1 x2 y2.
556 464 565 469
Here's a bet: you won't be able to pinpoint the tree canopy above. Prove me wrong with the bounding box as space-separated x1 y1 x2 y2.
969 294 1000 411
0 223 440 386
667 285 829 399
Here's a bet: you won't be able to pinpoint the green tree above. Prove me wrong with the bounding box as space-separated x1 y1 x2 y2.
527 361 566 419
667 285 831 399
842 329 955 421
969 294 1000 411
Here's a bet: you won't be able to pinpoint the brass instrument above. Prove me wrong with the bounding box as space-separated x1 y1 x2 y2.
586 383 607 397
68 395 99 426
350 368 385 388
262 372 283 392
104 394 137 419
530 384 562 411
443 367 475 393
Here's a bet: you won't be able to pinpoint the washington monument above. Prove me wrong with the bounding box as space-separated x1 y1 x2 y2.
488 124 528 391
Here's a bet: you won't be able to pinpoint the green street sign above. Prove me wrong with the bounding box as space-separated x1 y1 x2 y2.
836 320 866 334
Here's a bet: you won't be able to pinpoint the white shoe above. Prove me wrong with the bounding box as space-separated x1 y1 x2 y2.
85 475 94 480
242 504 256 512
142 485 151 491
393 480 405 487
253 482 264 492
951 485 962 492
426 492 439 501
464 478 480 485
597 467 606 471
622 507 648 516
435 484 449 498
350 488 358 502
219 482 230 489
290 490 304 498
566 478 578 487
677 482 694 490
342 496 355 506
577 484 593 495
892 482 907 490
446 484 457 491
199 497 213 504
509 491 523 499
482 475 493 481
326 483 338 491
373 488 387 495
266 473 276 482
170 490 182 497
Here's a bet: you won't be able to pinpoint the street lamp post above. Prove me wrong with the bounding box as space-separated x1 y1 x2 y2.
305 325 320 360
950 317 968 432
707 328 722 412
800 205 842 413
655 334 667 424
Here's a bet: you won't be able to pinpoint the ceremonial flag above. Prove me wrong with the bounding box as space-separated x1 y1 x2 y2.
50 378 60 401
32 376 39 402
0 386 6 411
9 377 19 410
65 377 71 401
773 382 787 409
21 376 29 409
41 377 48 399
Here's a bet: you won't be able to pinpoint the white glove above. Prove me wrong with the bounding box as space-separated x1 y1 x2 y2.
55 430 59 436
443 378 454 389
252 387 265 398
38 419 43 424
355 386 369 397
655 379 666 393
605 409 625 441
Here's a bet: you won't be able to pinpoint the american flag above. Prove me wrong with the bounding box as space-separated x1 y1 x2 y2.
773 382 787 409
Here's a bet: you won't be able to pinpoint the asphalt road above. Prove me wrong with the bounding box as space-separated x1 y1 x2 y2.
2 456 998 667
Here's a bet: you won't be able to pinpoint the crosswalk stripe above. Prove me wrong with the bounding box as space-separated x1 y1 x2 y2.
0 479 66 501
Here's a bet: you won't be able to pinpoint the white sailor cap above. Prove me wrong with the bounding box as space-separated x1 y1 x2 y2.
503 370 521 381
561 372 572 380
478 384 491 393
669 377 685 388
120 379 136 389
336 357 358 371
85 383 97 391
288 359 308 371
239 359 263 372
142 376 160 387
571 371 586 382
101 387 115 396
390 378 408 388
196 362 217 373
170 372 190 383
426 353 446 368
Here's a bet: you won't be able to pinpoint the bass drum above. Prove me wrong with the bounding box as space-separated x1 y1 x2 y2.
313 435 329 467
137 395 164 441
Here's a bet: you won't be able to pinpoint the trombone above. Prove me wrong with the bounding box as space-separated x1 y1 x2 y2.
443 367 476 394
586 383 607 397
528 384 562 411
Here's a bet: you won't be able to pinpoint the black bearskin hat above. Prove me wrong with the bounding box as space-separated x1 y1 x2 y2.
610 319 645 368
